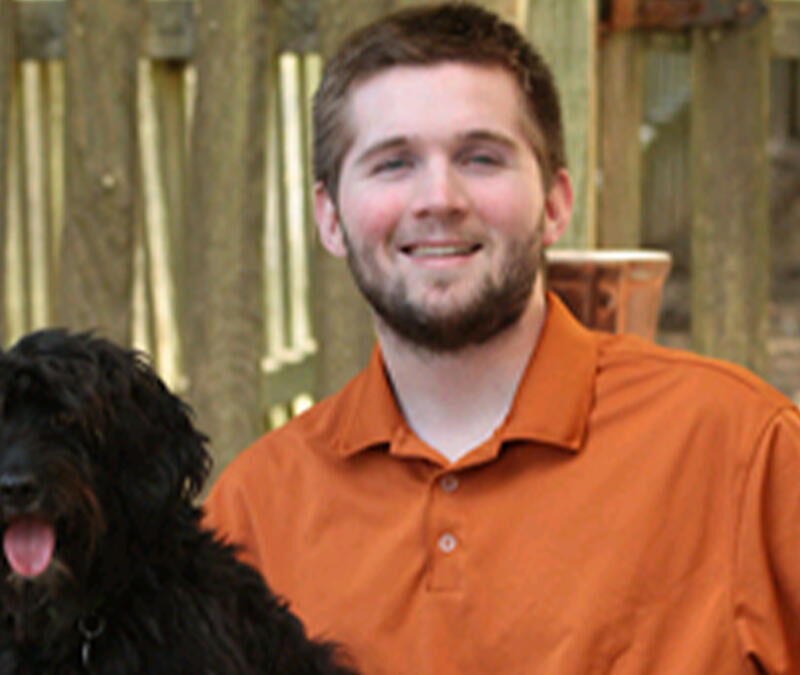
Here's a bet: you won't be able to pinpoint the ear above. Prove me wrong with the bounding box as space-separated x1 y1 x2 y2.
314 182 347 258
542 168 573 247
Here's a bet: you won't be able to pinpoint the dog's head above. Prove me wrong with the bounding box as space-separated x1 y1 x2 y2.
0 329 211 642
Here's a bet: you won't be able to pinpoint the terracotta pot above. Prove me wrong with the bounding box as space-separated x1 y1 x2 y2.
545 249 673 341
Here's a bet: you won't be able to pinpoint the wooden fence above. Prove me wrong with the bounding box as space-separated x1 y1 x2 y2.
1 0 799 476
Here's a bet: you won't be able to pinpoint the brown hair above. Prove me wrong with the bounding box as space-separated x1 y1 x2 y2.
312 2 565 203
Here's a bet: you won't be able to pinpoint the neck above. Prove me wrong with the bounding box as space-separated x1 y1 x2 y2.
376 279 548 464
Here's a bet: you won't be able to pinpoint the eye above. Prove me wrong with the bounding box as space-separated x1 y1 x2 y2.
461 149 504 167
471 154 499 165
372 155 413 174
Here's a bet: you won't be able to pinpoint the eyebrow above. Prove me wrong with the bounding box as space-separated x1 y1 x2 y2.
353 128 520 167
353 136 409 167
454 129 518 151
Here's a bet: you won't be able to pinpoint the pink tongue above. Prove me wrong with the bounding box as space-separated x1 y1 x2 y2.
3 516 55 578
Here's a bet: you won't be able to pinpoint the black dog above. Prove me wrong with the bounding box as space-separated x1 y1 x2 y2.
0 329 357 674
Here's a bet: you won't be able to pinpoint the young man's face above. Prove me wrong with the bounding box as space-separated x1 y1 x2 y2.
315 62 571 351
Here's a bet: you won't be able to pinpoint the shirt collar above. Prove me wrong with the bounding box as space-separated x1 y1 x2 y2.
335 292 597 457
501 292 596 452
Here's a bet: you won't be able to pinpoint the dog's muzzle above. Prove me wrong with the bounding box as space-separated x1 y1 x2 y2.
1 471 55 579
0 471 39 510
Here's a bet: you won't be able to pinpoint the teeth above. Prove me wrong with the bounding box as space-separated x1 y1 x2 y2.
407 244 477 257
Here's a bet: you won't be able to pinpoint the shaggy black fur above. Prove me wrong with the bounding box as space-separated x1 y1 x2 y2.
0 329 357 674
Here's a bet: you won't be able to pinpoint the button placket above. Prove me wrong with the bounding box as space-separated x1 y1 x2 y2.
427 471 464 591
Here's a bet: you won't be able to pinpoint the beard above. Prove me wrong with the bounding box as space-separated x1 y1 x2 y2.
341 224 542 352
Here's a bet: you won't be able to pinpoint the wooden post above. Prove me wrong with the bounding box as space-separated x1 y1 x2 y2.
526 0 598 248
137 58 185 391
44 60 65 305
598 31 643 247
0 0 15 343
185 0 268 476
6 65 27 344
690 18 770 376
60 0 140 344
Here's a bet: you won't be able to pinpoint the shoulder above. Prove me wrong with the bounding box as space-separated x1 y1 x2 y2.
217 387 351 484
593 332 796 437
600 332 791 403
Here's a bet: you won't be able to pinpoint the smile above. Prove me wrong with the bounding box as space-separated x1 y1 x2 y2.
402 243 482 258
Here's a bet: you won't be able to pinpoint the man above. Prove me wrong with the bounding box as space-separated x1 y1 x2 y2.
204 4 800 673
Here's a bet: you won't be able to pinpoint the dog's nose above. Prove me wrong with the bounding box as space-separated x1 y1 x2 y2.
0 472 39 509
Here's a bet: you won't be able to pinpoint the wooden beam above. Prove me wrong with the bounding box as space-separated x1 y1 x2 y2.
58 0 140 344
598 31 644 247
144 0 194 60
690 19 770 376
16 0 194 61
13 0 800 61
184 0 268 477
274 0 319 52
772 0 800 59
0 0 15 343
526 0 598 248
16 1 65 61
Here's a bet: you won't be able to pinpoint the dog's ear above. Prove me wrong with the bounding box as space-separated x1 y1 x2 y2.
105 347 212 505
134 357 210 501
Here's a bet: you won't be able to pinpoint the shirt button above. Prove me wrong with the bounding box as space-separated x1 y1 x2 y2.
438 533 457 554
440 474 459 493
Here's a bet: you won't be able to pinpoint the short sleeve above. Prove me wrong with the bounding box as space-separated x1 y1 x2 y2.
735 407 800 673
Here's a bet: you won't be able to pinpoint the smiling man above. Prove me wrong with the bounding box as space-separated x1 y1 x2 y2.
203 4 800 673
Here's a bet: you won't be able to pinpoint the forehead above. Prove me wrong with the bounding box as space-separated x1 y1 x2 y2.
342 62 531 151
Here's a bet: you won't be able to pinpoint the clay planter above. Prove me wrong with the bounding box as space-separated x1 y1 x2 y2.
545 249 673 341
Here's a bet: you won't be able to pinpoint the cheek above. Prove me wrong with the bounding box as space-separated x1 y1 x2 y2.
471 181 542 234
339 186 408 244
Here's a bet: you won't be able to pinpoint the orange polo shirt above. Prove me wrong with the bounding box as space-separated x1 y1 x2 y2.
203 293 800 674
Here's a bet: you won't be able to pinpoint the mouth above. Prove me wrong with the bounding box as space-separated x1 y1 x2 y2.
401 242 482 259
2 514 56 579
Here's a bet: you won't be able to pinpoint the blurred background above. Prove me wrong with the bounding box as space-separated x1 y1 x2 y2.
1 0 798 479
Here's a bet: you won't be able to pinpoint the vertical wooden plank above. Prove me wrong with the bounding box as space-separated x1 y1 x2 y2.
131 216 155 355
526 0 598 248
770 59 791 141
278 53 314 358
150 59 187 369
794 61 800 136
599 31 643 248
185 0 268 476
60 0 140 344
264 50 290 366
137 58 183 390
690 20 770 376
43 60 65 303
0 0 14 342
5 66 28 344
21 62 50 329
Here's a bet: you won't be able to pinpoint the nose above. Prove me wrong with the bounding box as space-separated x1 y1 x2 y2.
411 158 468 220
0 472 40 510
